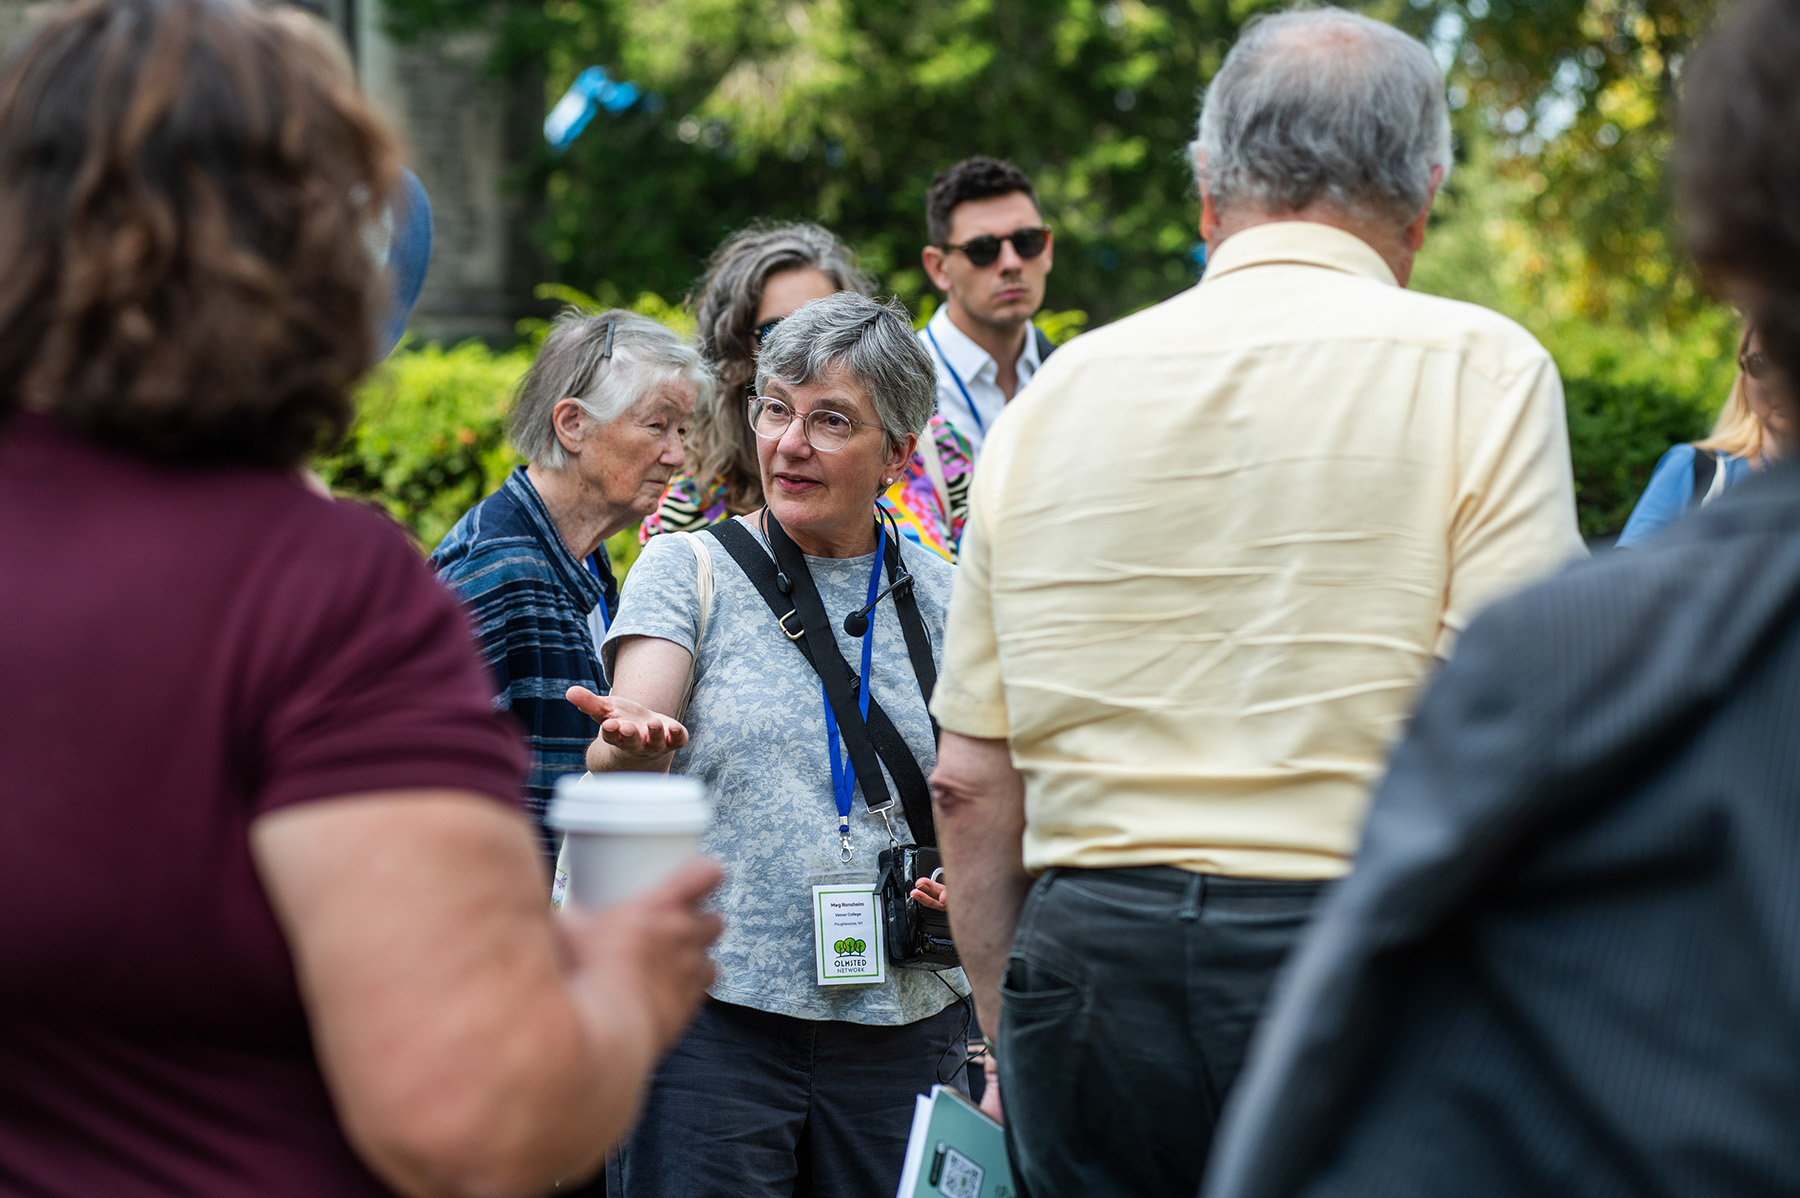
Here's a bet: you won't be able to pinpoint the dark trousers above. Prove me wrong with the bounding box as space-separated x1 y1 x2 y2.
998 866 1325 1198
606 997 967 1198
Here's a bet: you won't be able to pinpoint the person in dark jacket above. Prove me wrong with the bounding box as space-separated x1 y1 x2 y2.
1202 2 1800 1194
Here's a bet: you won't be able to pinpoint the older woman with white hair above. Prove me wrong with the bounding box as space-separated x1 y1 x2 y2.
431 309 712 850
566 292 968 1198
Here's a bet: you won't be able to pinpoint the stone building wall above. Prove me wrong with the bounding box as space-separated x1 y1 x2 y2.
355 5 543 344
0 0 535 346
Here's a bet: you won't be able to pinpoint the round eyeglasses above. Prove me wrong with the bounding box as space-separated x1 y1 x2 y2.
748 395 881 452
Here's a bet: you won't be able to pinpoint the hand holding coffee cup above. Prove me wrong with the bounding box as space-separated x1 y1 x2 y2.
549 772 714 910
558 857 724 1057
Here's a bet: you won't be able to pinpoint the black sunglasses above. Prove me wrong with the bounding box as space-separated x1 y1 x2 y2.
1741 349 1770 380
752 317 784 348
940 225 1051 268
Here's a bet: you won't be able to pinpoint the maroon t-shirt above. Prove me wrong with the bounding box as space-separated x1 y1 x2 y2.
0 413 529 1197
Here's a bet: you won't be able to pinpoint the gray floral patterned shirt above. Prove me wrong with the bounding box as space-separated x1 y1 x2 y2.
603 518 967 1025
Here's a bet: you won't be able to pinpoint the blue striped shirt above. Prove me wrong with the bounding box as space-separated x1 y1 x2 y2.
429 467 618 836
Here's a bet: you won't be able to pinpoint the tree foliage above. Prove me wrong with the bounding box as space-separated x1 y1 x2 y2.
372 0 1744 534
384 0 1399 320
1435 0 1727 326
377 0 1731 332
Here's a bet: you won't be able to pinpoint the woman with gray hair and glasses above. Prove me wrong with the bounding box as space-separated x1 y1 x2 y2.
431 309 712 852
566 292 970 1198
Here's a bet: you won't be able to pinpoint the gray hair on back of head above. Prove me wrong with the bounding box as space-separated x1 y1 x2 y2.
1194 8 1452 224
509 308 714 469
754 293 936 448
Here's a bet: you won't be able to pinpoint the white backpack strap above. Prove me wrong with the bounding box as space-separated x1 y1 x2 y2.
916 427 951 520
673 531 712 718
1704 451 1730 505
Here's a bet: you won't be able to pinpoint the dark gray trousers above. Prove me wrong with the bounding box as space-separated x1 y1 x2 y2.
998 866 1326 1198
604 997 967 1198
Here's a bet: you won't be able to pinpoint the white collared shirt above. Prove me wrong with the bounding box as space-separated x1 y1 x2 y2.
919 305 1043 457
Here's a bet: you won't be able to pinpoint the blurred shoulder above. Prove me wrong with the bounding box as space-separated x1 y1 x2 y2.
1381 286 1557 386
259 482 427 576
1028 290 1197 381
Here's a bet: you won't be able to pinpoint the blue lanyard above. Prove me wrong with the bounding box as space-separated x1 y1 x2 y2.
925 324 985 437
824 545 885 852
585 551 612 633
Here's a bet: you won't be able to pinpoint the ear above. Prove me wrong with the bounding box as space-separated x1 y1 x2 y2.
921 245 953 292
1199 187 1221 243
1194 148 1219 241
1405 164 1446 253
1040 227 1054 274
885 431 918 480
550 397 589 455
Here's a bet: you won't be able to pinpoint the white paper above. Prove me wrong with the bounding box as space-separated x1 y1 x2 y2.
894 1093 932 1197
811 883 885 985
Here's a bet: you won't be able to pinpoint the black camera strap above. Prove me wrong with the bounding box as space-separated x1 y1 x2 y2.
704 517 939 847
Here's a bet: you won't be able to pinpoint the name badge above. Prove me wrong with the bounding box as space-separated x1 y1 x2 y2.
812 882 886 986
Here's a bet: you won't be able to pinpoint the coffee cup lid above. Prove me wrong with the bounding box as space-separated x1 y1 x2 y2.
547 772 711 835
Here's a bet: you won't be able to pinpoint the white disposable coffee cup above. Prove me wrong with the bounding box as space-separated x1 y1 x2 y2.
548 772 712 909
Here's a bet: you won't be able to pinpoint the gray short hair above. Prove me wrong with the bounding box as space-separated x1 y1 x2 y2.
1195 9 1452 224
754 293 936 448
509 309 714 468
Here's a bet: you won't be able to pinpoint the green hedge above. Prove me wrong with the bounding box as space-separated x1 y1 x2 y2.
1565 376 1712 540
316 340 529 550
321 334 1716 556
317 339 650 572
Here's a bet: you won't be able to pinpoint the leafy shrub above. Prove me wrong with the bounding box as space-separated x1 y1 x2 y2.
325 297 1718 555
1564 375 1713 540
318 340 532 551
318 337 649 574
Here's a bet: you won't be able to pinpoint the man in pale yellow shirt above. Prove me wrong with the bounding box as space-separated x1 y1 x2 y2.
928 11 1584 1198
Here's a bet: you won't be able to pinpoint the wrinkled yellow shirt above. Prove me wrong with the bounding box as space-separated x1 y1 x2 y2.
931 222 1585 880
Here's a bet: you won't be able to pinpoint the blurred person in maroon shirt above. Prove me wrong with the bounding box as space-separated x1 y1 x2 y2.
0 1 720 1196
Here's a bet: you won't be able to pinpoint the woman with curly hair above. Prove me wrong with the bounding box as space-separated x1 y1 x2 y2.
0 2 719 1194
642 221 974 560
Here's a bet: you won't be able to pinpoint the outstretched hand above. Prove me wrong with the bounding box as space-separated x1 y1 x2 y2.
568 685 689 769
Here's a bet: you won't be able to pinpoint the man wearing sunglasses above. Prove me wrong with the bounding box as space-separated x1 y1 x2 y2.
919 157 1055 456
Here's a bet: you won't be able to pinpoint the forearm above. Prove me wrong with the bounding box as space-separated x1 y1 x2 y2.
579 637 693 773
361 974 655 1198
930 732 1031 1037
255 794 683 1198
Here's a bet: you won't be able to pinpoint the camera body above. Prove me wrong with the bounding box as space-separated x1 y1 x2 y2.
877 845 960 970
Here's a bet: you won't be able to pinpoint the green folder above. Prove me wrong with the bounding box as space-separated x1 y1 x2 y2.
894 1084 1018 1198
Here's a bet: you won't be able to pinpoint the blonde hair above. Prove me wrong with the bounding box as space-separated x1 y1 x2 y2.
1695 324 1769 465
